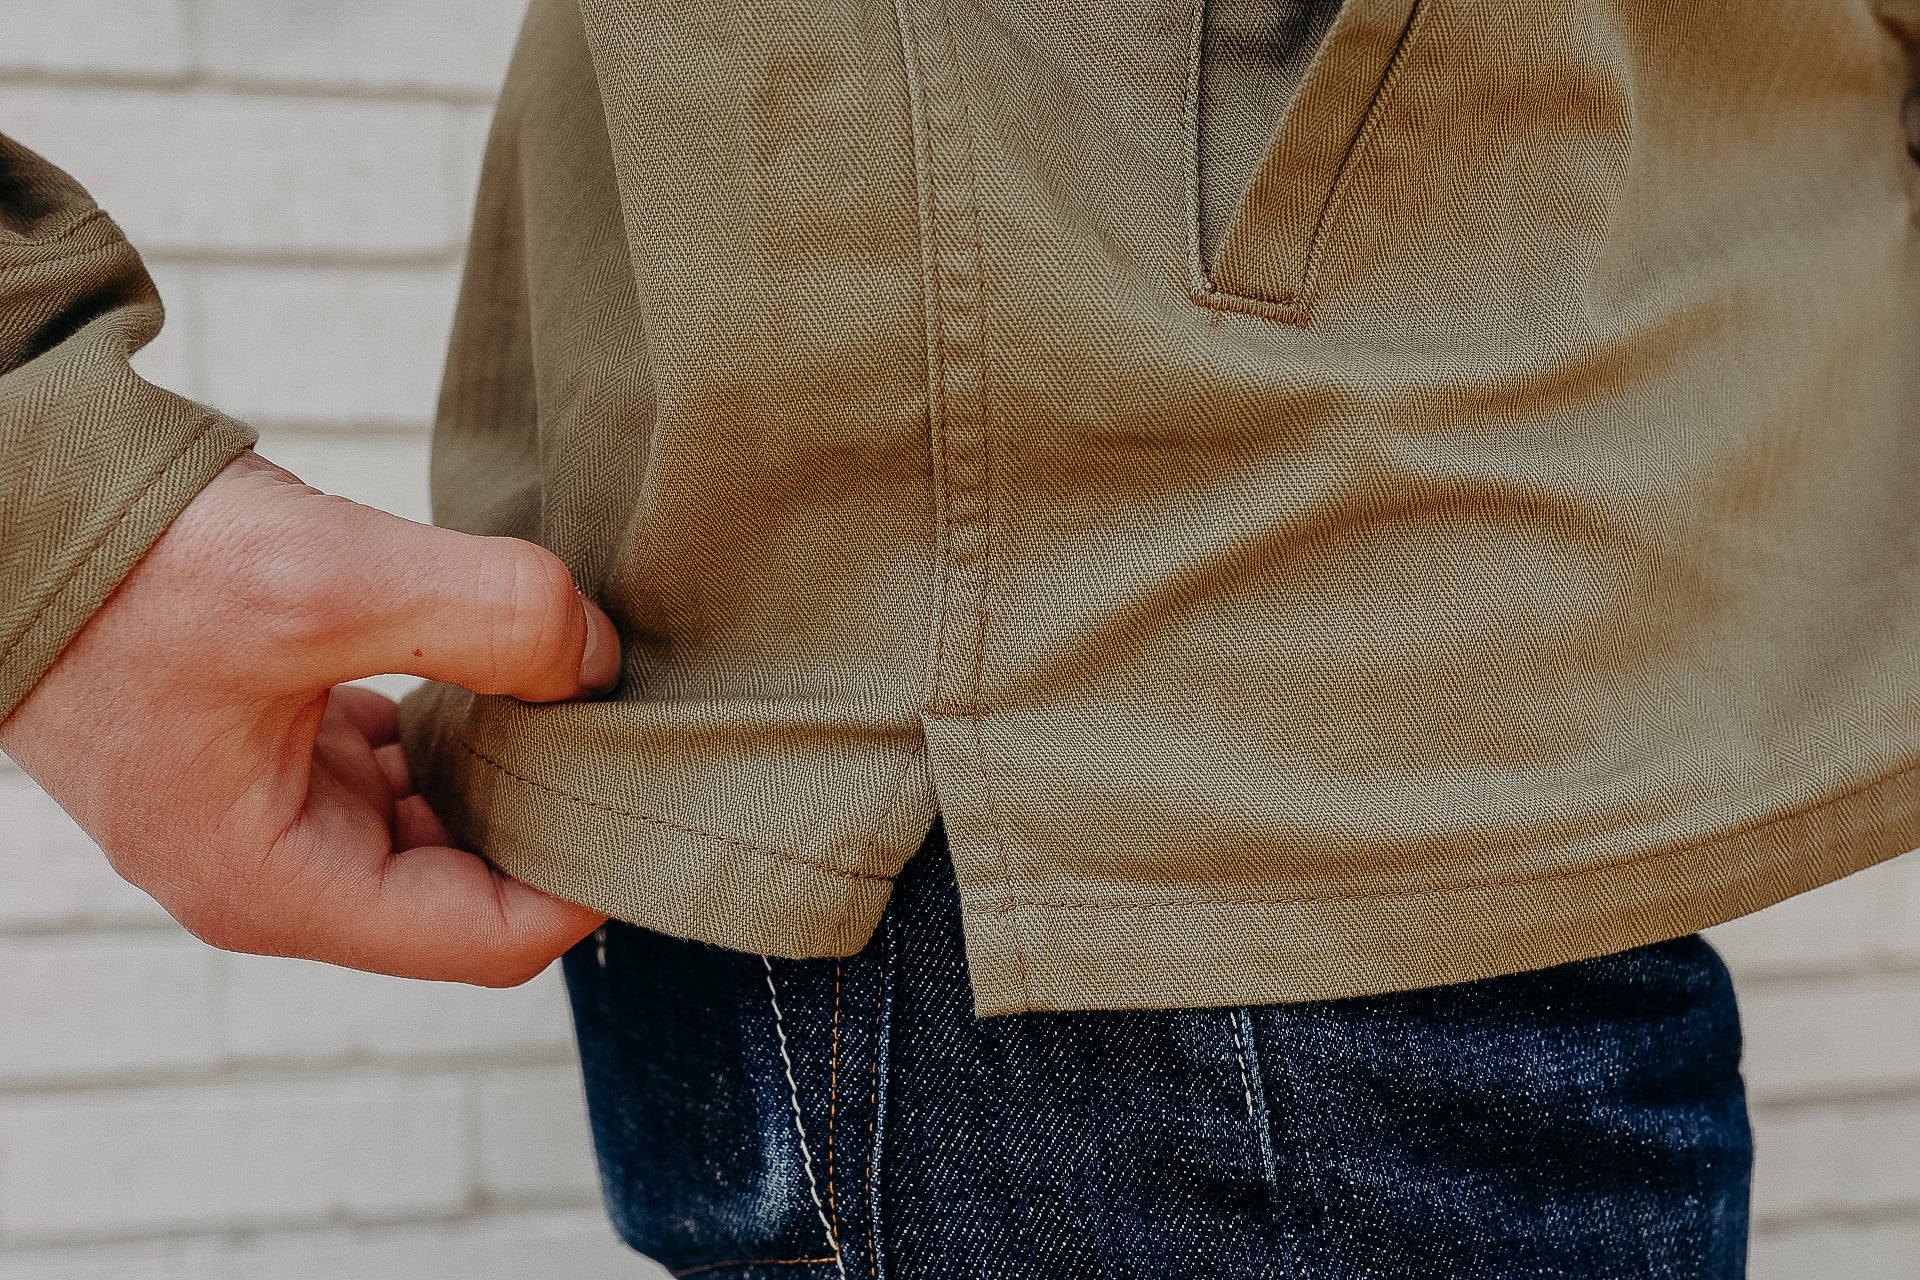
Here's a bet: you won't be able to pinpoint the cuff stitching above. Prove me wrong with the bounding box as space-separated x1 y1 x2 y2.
0 410 238 686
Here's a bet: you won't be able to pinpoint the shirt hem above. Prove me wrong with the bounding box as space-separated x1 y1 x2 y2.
956 754 1920 1015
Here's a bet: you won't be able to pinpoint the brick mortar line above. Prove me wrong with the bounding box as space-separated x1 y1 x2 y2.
0 920 187 939
1753 1202 1920 1233
1750 1083 1920 1112
0 1204 622 1259
0 67 499 107
0 1196 615 1254
1728 960 1920 987
0 1052 582 1098
140 247 469 270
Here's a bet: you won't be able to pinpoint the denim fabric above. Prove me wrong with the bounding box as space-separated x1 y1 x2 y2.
564 823 1752 1279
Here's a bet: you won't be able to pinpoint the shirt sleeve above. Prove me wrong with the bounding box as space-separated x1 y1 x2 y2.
0 131 257 719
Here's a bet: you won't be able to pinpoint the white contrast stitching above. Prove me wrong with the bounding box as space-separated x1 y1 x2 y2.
1230 1009 1257 1120
763 956 848 1280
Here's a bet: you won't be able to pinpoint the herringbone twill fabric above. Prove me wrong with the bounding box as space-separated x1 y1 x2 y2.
392 0 1920 1014
8 0 1920 1016
0 136 256 720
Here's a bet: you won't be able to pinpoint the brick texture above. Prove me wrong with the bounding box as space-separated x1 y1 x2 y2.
0 772 174 931
0 5 664 1276
1709 866 1920 1275
0 1212 646 1280
474 1068 606 1204
0 1 191 78
0 3 1913 1278
221 959 574 1066
193 0 530 98
194 265 465 428
0 1077 470 1240
0 937 219 1085
0 87 482 257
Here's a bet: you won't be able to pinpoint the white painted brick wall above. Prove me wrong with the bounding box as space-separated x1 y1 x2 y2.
474 1069 608 1204
0 1212 648 1280
0 936 220 1085
0 2 192 79
0 87 481 256
1710 850 1920 1277
193 0 530 97
0 5 662 1277
0 773 174 932
1 3 1916 1277
194 265 466 428
222 959 574 1065
0 1077 471 1240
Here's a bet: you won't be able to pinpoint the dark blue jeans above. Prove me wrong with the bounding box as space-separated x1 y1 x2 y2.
563 823 1752 1279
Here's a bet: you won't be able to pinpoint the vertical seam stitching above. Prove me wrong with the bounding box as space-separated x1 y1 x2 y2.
1230 1008 1258 1120
867 915 891 1280
1232 1011 1299 1279
828 962 842 1231
1182 0 1212 297
894 0 953 713
928 0 1033 1013
762 956 847 1279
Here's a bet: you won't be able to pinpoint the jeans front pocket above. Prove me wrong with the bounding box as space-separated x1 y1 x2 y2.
564 922 886 1278
1241 936 1752 1280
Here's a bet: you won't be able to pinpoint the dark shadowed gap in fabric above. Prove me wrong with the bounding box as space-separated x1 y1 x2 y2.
1196 0 1345 263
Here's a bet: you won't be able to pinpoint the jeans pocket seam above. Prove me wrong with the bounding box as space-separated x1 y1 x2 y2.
1233 1008 1323 1280
763 957 849 1279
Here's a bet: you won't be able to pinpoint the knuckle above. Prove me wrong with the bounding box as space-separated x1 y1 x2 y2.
482 541 580 687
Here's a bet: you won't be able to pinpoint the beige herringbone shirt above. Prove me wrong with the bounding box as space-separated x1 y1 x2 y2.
7 0 1920 1014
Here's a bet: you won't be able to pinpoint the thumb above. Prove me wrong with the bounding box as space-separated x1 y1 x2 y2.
320 503 621 701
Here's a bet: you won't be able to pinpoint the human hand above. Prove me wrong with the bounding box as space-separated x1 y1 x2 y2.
0 450 617 985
